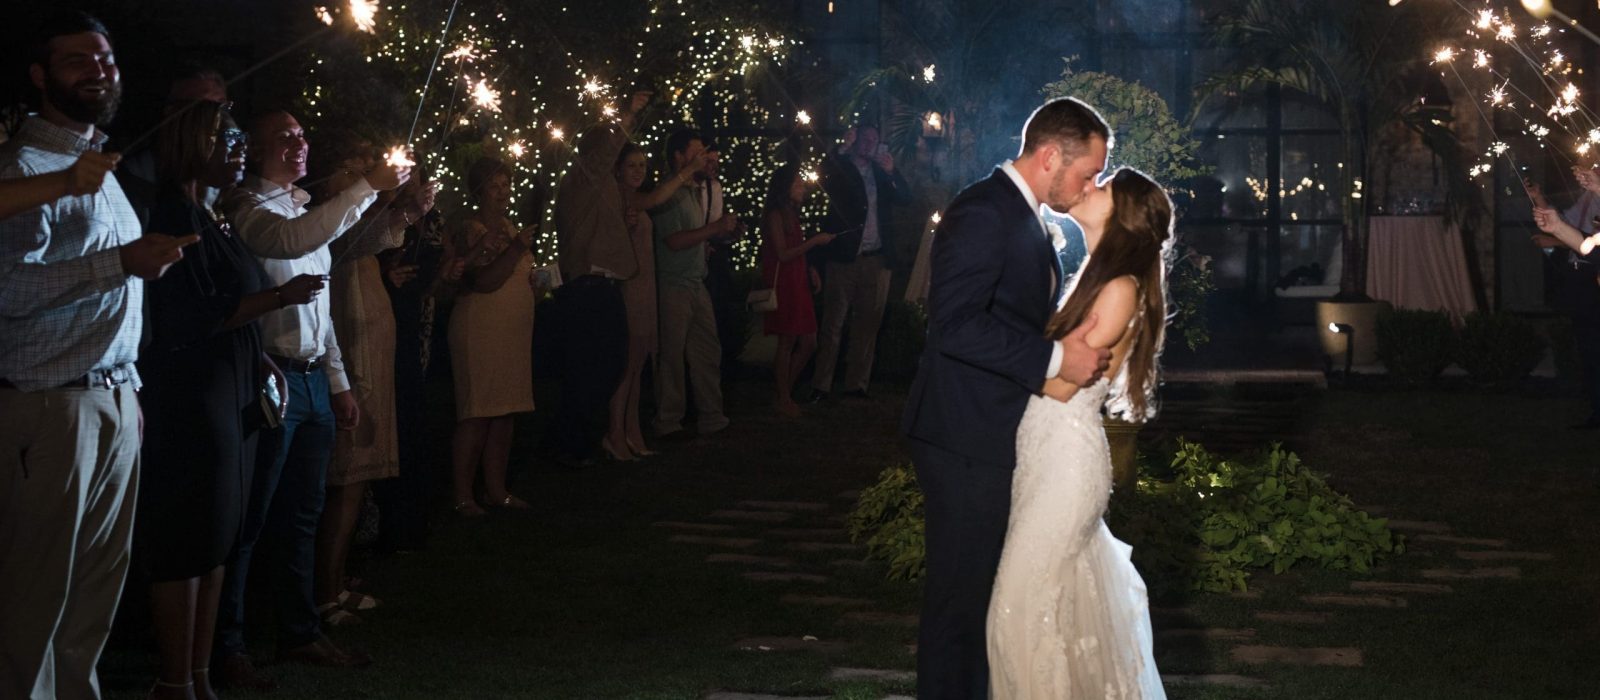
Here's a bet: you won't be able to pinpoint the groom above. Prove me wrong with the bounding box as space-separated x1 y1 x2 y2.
901 96 1114 699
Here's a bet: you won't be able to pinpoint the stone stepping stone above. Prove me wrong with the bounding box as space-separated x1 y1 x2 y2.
1230 645 1363 667
705 694 828 700
827 667 916 683
781 594 872 607
788 541 860 553
1156 627 1257 641
706 553 796 567
767 528 849 540
1456 550 1552 562
737 500 830 512
1420 567 1521 580
653 521 738 533
1253 611 1330 625
1413 534 1508 548
742 572 831 584
735 636 847 653
1161 674 1271 690
1350 581 1452 595
670 535 760 548
840 611 918 627
1300 593 1408 608
1385 519 1452 534
709 509 793 523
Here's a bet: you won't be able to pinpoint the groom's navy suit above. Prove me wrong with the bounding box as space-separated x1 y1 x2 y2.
902 168 1062 699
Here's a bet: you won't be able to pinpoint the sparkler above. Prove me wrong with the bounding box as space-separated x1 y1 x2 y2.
349 0 379 33
931 211 942 224
385 146 416 168
802 169 819 183
316 7 335 26
1432 47 1457 64
923 64 937 83
550 127 565 141
472 79 502 112
796 110 812 125
508 141 526 158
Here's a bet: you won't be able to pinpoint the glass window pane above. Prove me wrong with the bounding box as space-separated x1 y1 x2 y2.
1280 135 1344 221
1180 223 1258 289
1277 225 1341 289
1196 134 1269 219
1281 91 1338 129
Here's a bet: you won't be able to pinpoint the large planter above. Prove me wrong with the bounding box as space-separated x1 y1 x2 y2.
1316 299 1391 368
1103 417 1142 494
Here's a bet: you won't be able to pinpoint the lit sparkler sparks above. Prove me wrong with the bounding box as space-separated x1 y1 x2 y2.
1432 47 1456 64
1496 23 1516 42
1489 84 1508 105
316 6 335 26
923 64 937 83
583 79 608 97
445 44 478 62
472 79 501 112
349 0 379 33
1474 49 1490 68
802 169 819 183
931 211 942 224
550 126 565 141
797 110 812 125
508 141 526 158
1477 9 1496 30
385 146 415 168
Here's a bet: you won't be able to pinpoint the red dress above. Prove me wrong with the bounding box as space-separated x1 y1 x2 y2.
761 206 818 336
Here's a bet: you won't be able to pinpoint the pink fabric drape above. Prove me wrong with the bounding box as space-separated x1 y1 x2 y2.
1365 215 1478 318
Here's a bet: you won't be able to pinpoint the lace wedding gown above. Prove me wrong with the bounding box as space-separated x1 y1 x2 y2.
986 365 1165 699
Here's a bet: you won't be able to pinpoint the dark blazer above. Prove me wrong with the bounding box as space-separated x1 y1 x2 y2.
817 152 911 268
901 169 1062 466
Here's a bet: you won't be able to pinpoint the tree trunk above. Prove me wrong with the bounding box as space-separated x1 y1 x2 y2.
1337 120 1371 301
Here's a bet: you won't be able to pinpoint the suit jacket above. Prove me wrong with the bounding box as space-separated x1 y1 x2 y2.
817 152 911 269
901 169 1062 466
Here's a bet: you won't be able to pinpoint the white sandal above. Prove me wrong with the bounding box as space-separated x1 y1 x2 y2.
316 601 361 627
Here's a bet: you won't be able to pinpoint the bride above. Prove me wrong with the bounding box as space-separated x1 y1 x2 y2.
986 166 1172 699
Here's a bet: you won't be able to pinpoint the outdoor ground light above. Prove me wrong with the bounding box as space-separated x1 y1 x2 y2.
1329 322 1355 377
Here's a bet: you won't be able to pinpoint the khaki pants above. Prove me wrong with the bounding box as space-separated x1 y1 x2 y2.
813 254 892 393
0 383 139 700
655 282 728 435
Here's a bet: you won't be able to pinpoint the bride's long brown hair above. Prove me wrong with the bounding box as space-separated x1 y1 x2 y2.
1043 167 1175 420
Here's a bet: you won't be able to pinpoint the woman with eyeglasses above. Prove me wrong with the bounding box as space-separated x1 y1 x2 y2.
135 101 324 699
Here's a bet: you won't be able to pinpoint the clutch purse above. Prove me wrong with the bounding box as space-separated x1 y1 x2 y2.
746 287 778 312
260 354 288 429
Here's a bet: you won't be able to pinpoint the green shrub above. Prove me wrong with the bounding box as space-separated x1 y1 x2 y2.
1456 311 1545 386
849 441 1402 593
846 464 925 581
1375 309 1455 383
874 301 928 381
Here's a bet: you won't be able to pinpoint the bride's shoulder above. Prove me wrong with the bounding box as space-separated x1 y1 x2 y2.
1095 275 1139 311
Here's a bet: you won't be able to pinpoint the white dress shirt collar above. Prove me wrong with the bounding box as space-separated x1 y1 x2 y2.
1001 160 1048 234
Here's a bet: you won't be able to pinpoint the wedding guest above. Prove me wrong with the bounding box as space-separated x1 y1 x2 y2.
605 142 704 459
652 129 741 439
760 164 835 416
0 12 196 699
316 137 435 624
1530 173 1600 429
215 110 406 683
551 92 649 465
448 157 535 515
135 100 324 700
375 170 457 552
117 62 228 227
806 124 910 402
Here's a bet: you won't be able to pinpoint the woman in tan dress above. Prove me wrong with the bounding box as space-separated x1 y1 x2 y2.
315 141 435 625
448 158 537 515
604 143 703 459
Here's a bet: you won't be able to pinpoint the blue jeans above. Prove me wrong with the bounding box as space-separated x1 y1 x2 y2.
216 369 335 655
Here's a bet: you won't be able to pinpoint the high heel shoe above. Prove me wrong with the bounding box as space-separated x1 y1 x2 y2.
599 436 638 462
626 439 657 457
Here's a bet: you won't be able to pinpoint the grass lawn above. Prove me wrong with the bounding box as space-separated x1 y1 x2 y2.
101 377 1600 699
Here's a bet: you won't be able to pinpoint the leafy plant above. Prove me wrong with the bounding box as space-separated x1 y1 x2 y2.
1169 246 1216 352
1041 58 1208 190
1375 308 1455 383
846 464 926 582
850 440 1400 593
1456 311 1545 386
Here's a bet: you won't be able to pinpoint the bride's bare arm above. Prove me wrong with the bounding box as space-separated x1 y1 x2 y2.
1042 275 1140 403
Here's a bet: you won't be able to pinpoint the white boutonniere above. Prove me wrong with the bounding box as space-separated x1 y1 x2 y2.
1045 221 1067 251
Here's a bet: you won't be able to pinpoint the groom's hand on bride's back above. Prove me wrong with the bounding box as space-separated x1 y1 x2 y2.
1058 313 1112 386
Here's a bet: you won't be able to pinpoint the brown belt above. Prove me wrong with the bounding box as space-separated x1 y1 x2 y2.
268 354 323 373
0 364 135 390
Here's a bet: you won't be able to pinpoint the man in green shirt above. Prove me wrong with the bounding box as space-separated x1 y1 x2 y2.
652 129 741 438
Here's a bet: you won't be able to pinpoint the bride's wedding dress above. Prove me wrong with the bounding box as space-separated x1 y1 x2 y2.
986 362 1165 699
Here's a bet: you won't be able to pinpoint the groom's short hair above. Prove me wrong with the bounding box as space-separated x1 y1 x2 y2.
1021 97 1112 160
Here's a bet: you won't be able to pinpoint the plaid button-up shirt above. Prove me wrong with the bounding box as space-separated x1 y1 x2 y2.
0 117 143 391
